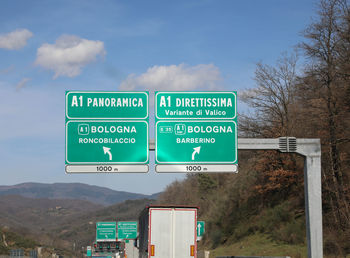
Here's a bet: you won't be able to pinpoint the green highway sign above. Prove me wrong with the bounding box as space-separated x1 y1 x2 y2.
156 91 236 119
155 91 238 172
197 221 205 237
65 120 148 164
86 246 92 257
117 221 138 240
65 91 149 173
66 91 148 120
156 120 237 164
96 222 116 242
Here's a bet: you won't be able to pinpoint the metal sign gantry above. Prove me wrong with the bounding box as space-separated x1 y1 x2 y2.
150 137 323 258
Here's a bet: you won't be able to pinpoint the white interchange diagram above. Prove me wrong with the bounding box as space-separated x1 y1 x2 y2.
191 146 201 160
103 146 113 161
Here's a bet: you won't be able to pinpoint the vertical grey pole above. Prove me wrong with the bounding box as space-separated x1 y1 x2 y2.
304 154 323 258
296 138 323 258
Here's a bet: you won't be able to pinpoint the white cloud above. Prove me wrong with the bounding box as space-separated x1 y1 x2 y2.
35 35 106 79
16 78 31 91
119 63 222 92
0 29 33 50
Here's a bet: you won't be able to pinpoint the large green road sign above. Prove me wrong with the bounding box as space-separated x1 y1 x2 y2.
96 222 116 242
65 91 149 173
66 91 148 119
66 121 148 164
155 91 237 173
156 120 237 164
117 221 138 240
156 91 236 119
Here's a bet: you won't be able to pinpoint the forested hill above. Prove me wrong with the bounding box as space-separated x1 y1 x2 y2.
159 0 350 256
0 182 159 206
0 196 155 256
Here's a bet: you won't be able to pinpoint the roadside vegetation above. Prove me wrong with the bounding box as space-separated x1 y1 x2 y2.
0 227 38 255
158 0 350 256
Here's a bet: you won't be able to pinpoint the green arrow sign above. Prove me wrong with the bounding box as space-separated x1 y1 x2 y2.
96 222 116 242
197 221 205 237
156 120 237 164
117 221 138 240
66 91 148 120
65 121 148 164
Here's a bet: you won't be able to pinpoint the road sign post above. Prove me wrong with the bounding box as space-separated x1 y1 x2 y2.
65 91 149 173
155 91 237 172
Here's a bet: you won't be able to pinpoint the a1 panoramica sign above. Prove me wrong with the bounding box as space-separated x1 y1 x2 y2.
155 91 238 173
65 91 149 173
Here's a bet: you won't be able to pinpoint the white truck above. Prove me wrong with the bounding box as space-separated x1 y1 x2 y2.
138 205 198 258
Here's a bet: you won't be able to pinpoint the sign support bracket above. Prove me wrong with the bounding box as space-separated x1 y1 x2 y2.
149 137 323 258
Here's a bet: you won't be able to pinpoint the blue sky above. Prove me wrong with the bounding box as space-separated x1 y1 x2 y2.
0 0 317 194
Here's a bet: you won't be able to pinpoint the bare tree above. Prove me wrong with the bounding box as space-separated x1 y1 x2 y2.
240 51 299 137
300 0 350 228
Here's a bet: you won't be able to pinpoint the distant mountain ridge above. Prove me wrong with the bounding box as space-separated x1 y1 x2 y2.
0 182 159 206
0 194 103 232
0 194 155 255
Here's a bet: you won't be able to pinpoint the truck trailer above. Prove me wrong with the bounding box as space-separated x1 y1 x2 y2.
138 205 198 258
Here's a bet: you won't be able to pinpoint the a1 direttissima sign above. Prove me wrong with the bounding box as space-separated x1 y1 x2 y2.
155 91 238 173
65 91 149 173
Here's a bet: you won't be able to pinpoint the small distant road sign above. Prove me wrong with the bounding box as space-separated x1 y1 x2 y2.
86 246 92 257
197 221 205 237
117 221 138 240
96 222 116 242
